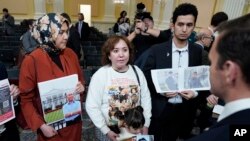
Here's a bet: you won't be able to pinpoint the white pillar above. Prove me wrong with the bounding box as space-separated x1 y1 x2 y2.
223 0 245 19
152 0 174 29
153 0 174 30
53 0 64 13
34 0 46 19
103 0 116 22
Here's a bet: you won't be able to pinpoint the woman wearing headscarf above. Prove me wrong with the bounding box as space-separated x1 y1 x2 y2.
19 13 85 141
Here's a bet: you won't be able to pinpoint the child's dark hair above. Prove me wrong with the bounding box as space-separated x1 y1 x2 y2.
124 106 145 129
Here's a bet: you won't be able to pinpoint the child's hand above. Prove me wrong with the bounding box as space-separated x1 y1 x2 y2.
107 131 119 141
141 126 148 134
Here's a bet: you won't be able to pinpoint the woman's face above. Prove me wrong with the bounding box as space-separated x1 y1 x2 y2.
55 22 69 50
109 39 129 72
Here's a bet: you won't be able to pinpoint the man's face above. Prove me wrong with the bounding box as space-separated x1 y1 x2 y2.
202 30 214 47
66 93 74 102
209 35 226 98
3 11 8 17
143 18 154 29
172 14 195 41
78 14 83 21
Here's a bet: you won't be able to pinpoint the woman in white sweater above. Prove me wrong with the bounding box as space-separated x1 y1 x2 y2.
86 35 151 141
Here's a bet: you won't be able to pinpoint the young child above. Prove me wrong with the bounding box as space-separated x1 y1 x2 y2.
116 106 145 141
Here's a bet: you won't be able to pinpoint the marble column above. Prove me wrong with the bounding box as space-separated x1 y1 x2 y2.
223 0 245 19
153 0 174 30
53 0 64 13
34 0 46 19
103 0 116 22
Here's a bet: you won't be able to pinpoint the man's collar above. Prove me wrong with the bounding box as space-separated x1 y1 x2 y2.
172 40 189 53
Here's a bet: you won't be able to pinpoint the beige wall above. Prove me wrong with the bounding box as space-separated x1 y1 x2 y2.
1 0 250 31
0 0 35 21
64 0 105 23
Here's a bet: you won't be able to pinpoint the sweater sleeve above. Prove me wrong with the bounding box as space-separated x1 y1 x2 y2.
85 69 110 135
136 66 152 127
19 56 45 131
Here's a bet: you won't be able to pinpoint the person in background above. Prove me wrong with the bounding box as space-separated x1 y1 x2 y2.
19 13 85 141
75 13 90 41
208 11 228 35
86 35 151 141
136 2 146 14
142 3 202 141
0 62 20 141
113 11 130 36
113 17 130 36
128 12 167 61
193 27 216 133
195 27 213 64
120 11 130 24
61 13 81 59
21 19 38 54
1 8 15 36
187 13 250 141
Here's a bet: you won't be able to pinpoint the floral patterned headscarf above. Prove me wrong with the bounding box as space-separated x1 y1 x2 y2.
32 13 68 54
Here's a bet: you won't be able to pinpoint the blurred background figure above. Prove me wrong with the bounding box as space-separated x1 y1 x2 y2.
20 19 38 54
75 13 90 41
61 13 82 59
1 8 15 36
136 2 146 14
208 11 228 35
113 11 130 36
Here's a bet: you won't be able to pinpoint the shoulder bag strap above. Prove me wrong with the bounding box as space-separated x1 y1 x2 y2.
132 65 141 105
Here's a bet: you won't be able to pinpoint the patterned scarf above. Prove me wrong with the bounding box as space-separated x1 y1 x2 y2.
32 13 68 55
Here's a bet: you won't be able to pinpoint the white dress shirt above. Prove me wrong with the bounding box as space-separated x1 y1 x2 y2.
168 41 189 104
218 98 250 122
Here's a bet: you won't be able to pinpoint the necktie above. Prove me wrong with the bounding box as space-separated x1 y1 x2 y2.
177 50 182 68
78 21 82 38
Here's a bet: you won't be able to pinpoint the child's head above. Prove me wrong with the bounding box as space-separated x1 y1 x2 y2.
123 106 145 134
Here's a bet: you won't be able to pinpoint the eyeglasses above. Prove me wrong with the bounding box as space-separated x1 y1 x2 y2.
203 36 214 41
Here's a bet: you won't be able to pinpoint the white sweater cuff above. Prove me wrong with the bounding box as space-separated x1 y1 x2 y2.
144 118 151 127
192 90 198 98
100 126 110 135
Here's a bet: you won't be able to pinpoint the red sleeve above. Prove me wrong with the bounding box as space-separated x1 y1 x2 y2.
19 55 45 131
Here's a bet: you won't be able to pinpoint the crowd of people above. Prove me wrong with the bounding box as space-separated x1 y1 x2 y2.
1 2 250 141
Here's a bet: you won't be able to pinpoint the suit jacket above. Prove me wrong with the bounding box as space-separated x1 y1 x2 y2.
75 21 90 41
0 63 8 80
186 109 250 141
22 31 38 54
194 42 210 65
142 39 203 118
67 25 81 59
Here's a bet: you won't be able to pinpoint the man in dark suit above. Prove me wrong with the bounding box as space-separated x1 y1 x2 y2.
61 13 81 59
1 8 15 36
75 13 90 41
142 3 202 141
187 13 250 141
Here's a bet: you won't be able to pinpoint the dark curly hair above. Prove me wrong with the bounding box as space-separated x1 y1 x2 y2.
172 3 198 24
